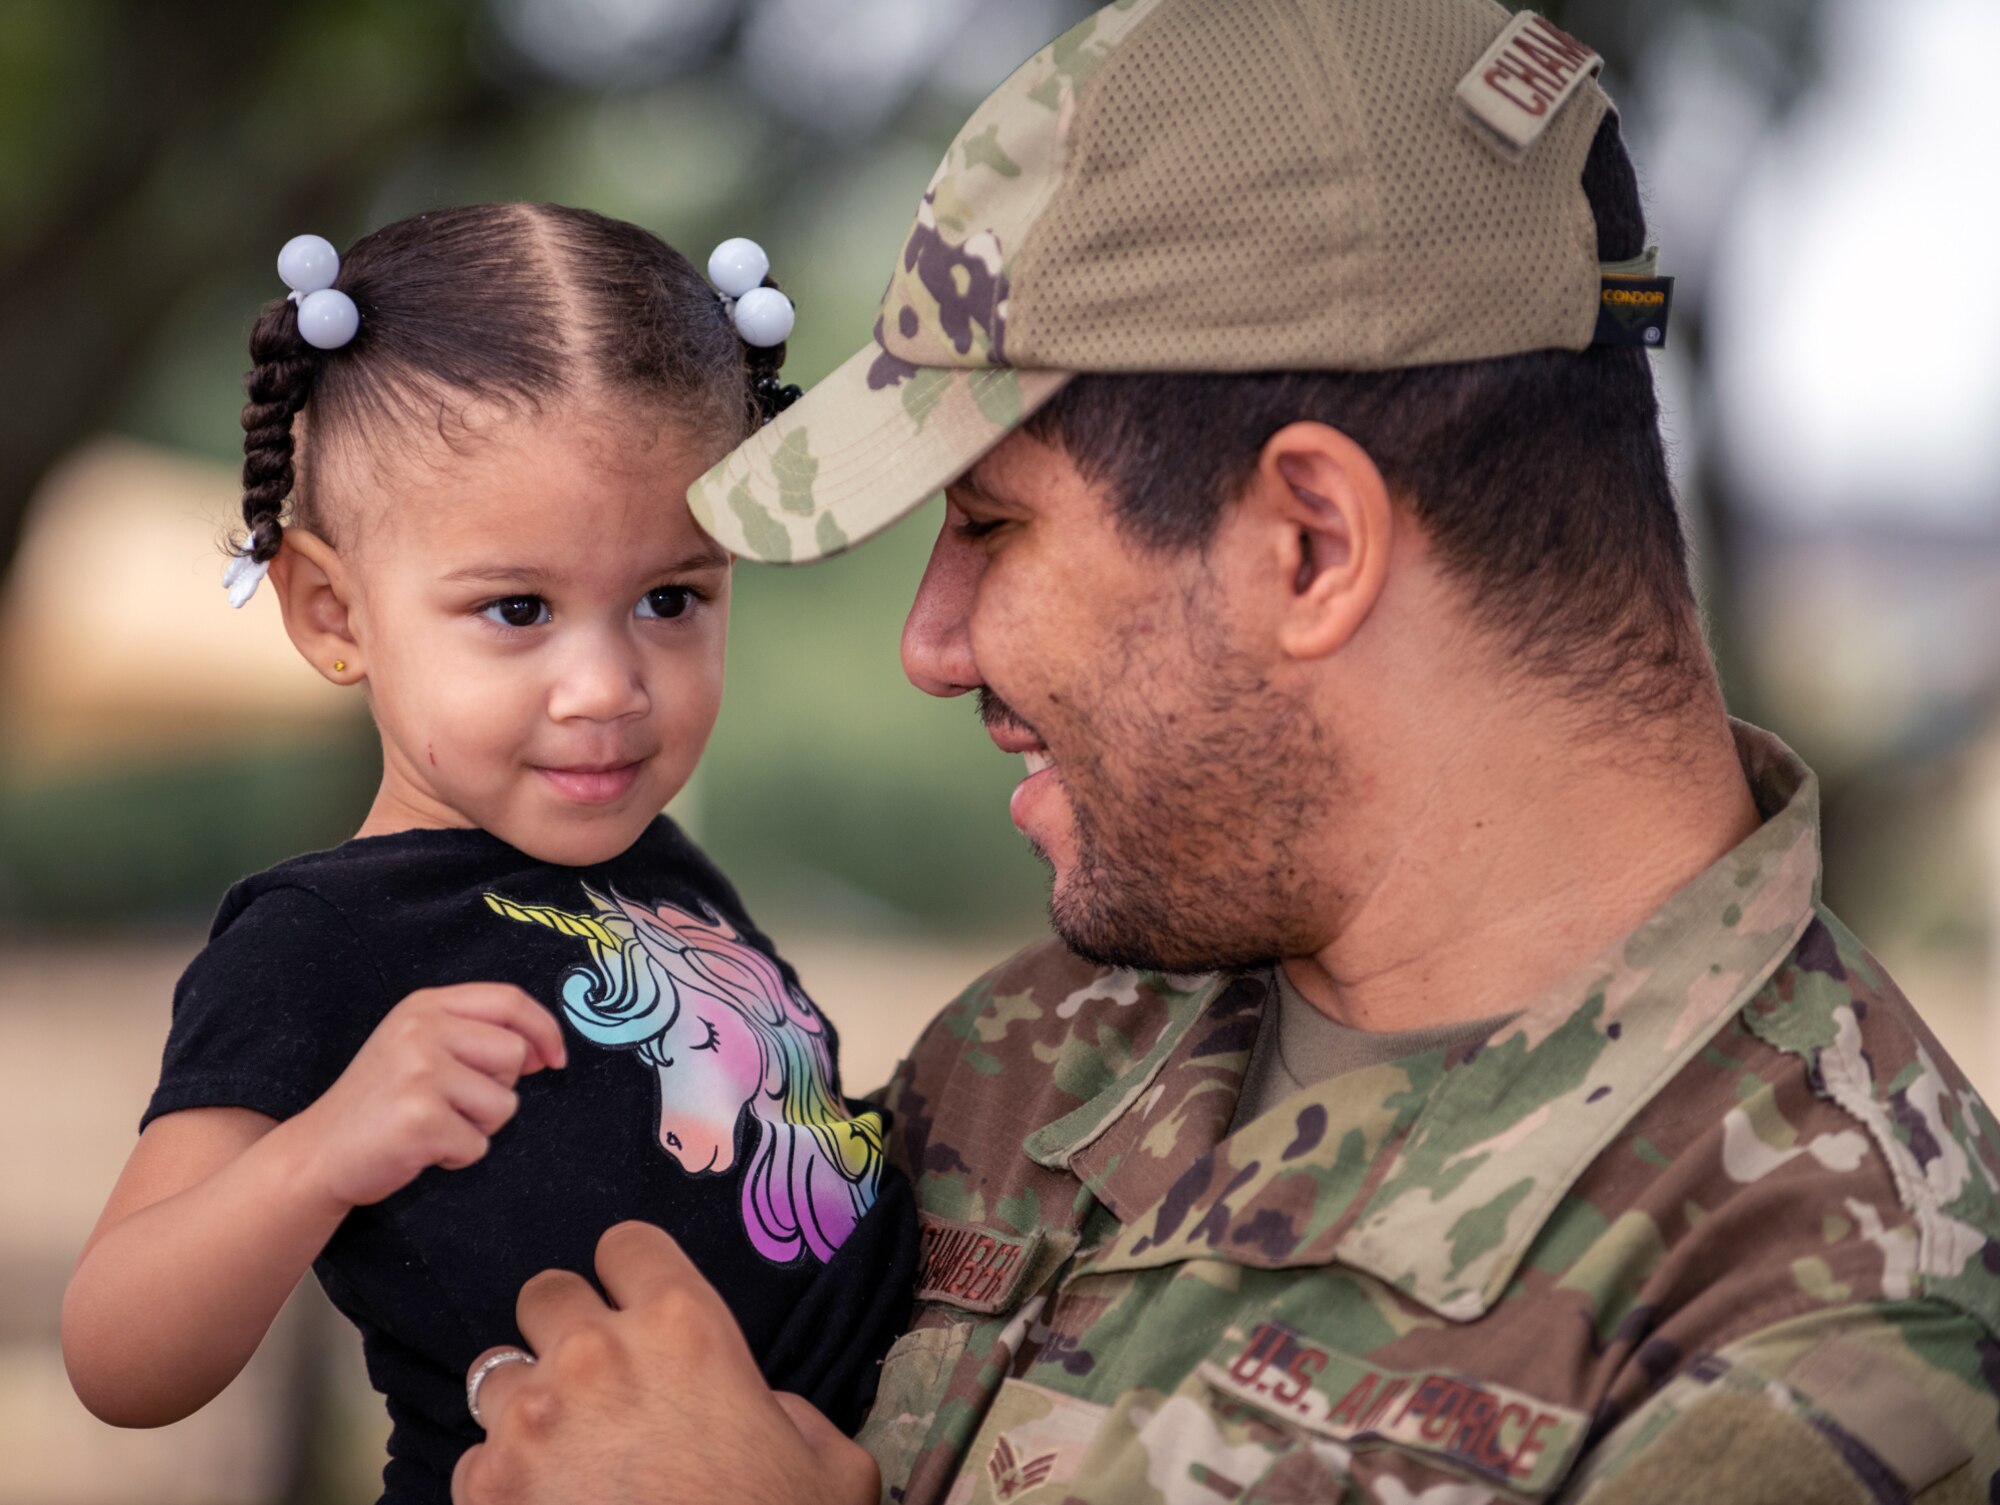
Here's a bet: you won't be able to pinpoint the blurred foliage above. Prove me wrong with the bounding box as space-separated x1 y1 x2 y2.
0 728 382 932
704 501 1052 933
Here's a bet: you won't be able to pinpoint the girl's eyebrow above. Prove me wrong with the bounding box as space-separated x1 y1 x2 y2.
440 564 561 588
664 543 733 574
439 546 730 588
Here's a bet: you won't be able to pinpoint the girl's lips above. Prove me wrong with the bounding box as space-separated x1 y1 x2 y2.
536 762 642 804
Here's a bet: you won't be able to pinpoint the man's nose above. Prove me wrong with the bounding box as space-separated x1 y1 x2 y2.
549 631 650 722
901 519 982 698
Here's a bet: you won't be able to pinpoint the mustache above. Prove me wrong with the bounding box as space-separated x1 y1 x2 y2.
978 688 1040 742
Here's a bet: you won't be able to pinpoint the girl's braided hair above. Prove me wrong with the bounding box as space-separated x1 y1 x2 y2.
236 203 795 563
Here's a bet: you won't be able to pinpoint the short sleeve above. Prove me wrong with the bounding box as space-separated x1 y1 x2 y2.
142 885 391 1131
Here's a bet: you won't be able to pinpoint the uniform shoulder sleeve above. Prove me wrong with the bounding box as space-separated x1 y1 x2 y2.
142 883 392 1130
1741 909 2000 1331
1567 1300 1998 1504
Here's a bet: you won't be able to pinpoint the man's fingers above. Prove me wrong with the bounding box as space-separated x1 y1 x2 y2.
593 1220 706 1311
463 1346 536 1437
514 1266 609 1352
437 984 568 1073
774 1393 882 1505
450 1441 490 1505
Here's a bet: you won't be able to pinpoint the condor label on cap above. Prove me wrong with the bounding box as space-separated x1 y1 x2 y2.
1593 275 1675 348
1456 12 1603 160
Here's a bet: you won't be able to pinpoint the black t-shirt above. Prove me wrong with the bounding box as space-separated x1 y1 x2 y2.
145 818 916 1505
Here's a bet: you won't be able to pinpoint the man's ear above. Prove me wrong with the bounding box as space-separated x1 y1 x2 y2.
266 530 363 684
1245 421 1394 662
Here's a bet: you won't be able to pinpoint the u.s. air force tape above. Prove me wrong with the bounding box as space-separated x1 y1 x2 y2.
1593 276 1675 348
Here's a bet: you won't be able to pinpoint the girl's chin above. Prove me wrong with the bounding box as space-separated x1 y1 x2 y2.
482 807 661 868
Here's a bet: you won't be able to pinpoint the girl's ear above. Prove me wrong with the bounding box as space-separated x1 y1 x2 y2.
266 530 363 684
1242 421 1395 663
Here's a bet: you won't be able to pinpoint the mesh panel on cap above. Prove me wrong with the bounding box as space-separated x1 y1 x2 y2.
1009 0 1606 373
1009 0 1366 369
1339 0 1604 361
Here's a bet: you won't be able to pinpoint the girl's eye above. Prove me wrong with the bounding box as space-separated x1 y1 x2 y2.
691 1018 719 1052
481 595 551 629
637 586 695 620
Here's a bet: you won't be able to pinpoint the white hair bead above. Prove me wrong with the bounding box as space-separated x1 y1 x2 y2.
297 287 360 350
732 286 794 348
278 234 341 297
708 238 771 299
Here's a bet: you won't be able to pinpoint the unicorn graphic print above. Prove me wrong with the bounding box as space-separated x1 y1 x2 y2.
485 888 883 1265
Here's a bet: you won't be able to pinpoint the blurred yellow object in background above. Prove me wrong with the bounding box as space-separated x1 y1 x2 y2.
0 440 352 772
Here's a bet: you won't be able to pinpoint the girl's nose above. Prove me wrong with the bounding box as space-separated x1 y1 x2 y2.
548 636 650 723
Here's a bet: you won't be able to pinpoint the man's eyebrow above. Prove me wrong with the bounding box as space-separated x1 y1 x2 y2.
948 468 1019 511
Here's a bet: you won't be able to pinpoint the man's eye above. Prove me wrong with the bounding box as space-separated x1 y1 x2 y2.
481 596 551 628
955 517 1005 541
637 587 695 620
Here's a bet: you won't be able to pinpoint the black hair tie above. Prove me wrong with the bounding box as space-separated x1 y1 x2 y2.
754 373 803 422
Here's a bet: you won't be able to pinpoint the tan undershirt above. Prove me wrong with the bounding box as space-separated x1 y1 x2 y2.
1230 966 1518 1132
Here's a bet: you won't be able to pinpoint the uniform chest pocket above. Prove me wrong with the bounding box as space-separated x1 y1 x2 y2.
859 1319 975 1500
949 1364 1358 1505
1199 1320 1592 1499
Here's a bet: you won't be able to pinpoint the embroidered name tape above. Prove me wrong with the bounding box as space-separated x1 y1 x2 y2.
1456 12 1603 160
1204 1321 1588 1494
916 1214 1042 1314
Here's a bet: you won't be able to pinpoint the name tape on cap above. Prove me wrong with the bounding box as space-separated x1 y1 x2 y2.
1456 12 1603 160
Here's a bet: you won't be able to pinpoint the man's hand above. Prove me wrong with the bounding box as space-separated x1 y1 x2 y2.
452 1222 881 1505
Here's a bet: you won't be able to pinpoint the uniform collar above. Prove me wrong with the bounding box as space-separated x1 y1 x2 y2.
1026 723 1824 1321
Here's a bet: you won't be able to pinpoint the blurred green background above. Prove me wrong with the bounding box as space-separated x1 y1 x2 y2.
1 0 1995 1501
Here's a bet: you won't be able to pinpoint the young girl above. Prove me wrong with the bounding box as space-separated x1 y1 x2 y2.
60 205 916 1504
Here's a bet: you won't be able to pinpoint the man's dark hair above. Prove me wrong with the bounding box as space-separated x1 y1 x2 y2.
1023 114 1701 712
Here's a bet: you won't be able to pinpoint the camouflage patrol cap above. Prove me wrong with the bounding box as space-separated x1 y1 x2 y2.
689 0 1622 564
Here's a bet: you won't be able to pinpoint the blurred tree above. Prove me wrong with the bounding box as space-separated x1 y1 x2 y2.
0 0 529 574
1545 0 1825 722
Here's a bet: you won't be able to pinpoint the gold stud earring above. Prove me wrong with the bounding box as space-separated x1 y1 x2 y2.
333 659 347 673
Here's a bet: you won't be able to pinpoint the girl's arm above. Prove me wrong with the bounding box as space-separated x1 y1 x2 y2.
62 982 566 1427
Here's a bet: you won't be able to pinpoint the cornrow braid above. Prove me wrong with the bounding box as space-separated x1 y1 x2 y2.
744 274 802 427
227 206 770 593
238 296 323 563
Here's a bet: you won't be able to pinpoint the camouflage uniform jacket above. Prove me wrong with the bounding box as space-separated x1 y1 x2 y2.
860 728 2000 1504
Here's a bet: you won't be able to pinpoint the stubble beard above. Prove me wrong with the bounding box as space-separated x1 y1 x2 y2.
1030 611 1334 976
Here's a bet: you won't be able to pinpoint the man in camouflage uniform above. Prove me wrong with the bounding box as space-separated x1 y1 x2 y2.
452 1 2000 1501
